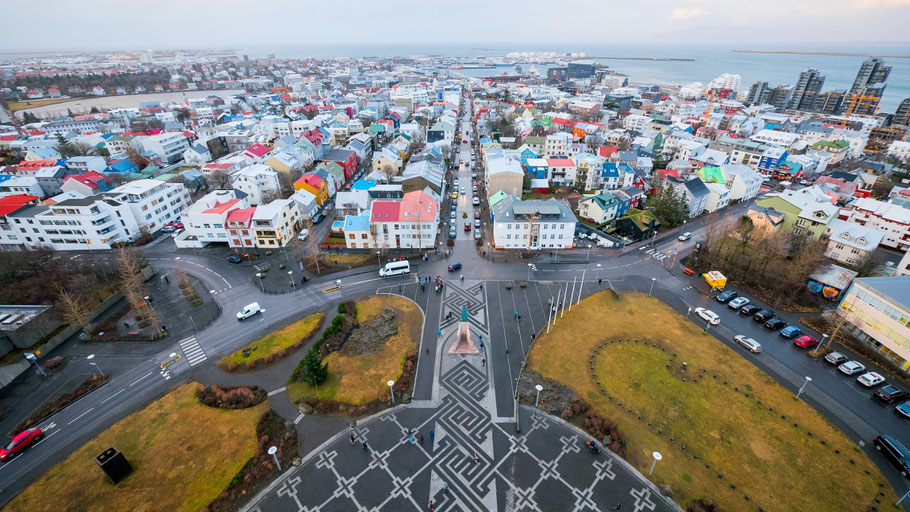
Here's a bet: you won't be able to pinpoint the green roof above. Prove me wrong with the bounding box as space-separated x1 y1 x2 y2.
619 208 660 231
697 166 725 184
811 139 849 151
524 136 545 145
489 190 510 207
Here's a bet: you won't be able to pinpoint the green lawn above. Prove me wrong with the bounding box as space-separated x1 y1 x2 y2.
287 295 420 405
220 312 323 367
6 383 265 512
527 291 895 511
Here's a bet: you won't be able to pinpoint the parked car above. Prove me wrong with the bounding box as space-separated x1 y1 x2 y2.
779 326 802 338
858 372 885 387
474 211 480 219
839 360 866 376
739 304 760 316
728 297 750 310
450 212 457 221
716 290 738 303
237 302 262 321
825 352 848 365
678 232 692 241
734 335 761 353
474 219 481 228
448 262 462 272
896 401 910 419
162 224 176 233
311 213 324 224
0 428 44 461
472 197 480 206
793 335 819 348
764 317 787 330
474 230 482 239
449 227 457 238
694 307 721 325
226 255 243 264
297 229 309 242
874 434 910 477
753 309 774 322
875 385 909 404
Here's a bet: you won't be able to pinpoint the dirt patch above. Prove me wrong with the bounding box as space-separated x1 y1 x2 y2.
195 384 267 409
340 309 398 356
517 369 577 416
749 437 776 462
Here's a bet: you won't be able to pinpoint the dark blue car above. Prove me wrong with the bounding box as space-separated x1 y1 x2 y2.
779 325 801 338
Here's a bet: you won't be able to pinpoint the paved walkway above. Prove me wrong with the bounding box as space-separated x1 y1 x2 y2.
243 280 679 512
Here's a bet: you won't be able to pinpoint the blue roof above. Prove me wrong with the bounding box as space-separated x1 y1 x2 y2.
353 179 377 190
601 162 633 178
0 175 14 184
343 214 371 231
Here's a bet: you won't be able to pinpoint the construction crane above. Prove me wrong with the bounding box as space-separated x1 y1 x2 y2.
698 90 717 124
839 93 880 127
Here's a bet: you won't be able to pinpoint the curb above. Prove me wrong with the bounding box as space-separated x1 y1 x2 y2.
8 376 110 436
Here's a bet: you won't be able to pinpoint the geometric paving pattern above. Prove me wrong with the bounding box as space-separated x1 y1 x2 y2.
246 281 679 512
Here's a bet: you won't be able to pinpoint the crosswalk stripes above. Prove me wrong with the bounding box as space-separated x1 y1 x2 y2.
178 336 208 366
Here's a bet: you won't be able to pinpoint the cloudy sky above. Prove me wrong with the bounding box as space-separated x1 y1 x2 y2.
2 0 910 52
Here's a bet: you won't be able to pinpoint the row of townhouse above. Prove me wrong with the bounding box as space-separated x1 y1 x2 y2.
340 190 439 250
174 189 301 249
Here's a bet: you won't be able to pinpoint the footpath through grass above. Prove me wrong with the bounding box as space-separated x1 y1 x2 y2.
6 383 265 512
220 312 324 367
527 291 895 512
288 295 420 405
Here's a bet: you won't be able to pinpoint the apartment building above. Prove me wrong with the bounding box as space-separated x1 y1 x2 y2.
143 132 190 165
175 189 250 248
105 179 190 234
839 276 910 372
841 197 910 251
823 219 885 266
491 195 576 250
252 198 300 248
367 190 438 249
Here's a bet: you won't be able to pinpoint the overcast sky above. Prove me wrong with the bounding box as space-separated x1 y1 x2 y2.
3 0 910 52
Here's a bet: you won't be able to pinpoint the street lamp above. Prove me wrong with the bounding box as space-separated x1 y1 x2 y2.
534 384 543 407
256 272 264 292
595 263 602 283
24 352 46 377
87 354 104 376
527 263 536 281
649 451 662 476
377 250 381 267
649 277 656 296
686 306 692 319
704 320 711 334
814 333 828 356
796 376 812 400
288 270 294 288
387 379 395 404
267 446 282 471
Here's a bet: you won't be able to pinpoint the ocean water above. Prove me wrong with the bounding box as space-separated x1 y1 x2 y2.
245 42 910 112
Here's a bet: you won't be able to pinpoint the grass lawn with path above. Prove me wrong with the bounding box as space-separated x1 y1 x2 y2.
288 295 420 405
323 253 372 266
219 312 324 367
527 290 896 512
6 383 266 512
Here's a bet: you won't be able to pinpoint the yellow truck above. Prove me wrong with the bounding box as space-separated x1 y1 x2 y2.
703 271 727 290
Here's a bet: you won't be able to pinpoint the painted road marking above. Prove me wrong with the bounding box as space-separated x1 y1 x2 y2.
40 421 57 431
322 285 341 293
33 429 58 446
179 336 208 366
130 371 154 387
268 387 286 397
160 353 182 370
101 388 125 404
67 407 94 425
294 413 305 424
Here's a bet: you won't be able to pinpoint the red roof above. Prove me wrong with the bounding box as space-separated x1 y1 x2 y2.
551 117 573 127
226 207 255 224
203 198 242 215
63 170 109 189
203 163 233 170
372 201 400 222
598 146 618 157
547 158 575 167
0 194 39 216
656 169 679 179
0 135 17 141
296 174 325 189
17 159 58 171
244 143 271 157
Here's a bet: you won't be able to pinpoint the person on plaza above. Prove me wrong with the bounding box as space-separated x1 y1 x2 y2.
481 358 486 367
473 451 479 463
429 429 435 442
443 481 449 494
419 433 424 444
350 434 356 445
362 441 369 452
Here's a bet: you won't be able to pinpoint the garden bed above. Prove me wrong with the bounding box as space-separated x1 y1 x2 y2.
218 312 324 372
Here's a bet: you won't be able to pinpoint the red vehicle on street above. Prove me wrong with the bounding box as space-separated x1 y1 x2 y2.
0 427 44 461
793 335 819 349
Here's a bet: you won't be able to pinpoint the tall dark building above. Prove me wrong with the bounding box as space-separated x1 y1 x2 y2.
768 86 792 110
788 68 825 112
850 58 890 116
894 97 910 127
745 81 771 106
817 90 846 116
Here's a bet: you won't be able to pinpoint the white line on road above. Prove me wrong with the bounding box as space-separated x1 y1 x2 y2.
33 429 58 446
101 388 125 404
294 413 305 424
268 387 287 396
130 371 154 387
67 407 94 425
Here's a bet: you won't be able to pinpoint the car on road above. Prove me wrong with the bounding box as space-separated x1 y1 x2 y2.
825 352 848 365
463 223 471 232
739 304 760 316
474 230 482 239
793 335 819 349
472 197 480 206
460 188 466 195
450 192 458 199
297 229 309 242
728 297 750 310
162 224 177 233
0 427 44 461
474 219 481 228
875 385 908 404
678 232 692 241
779 325 802 338
734 335 761 353
448 262 462 272
450 212 457 221
873 434 910 477
474 211 480 219
858 372 885 387
695 307 721 325
716 290 738 303
454 179 459 186
311 213 324 224
764 317 787 330
838 360 866 375
896 401 910 419
237 302 262 321
226 255 243 264
448 227 457 238
753 309 774 322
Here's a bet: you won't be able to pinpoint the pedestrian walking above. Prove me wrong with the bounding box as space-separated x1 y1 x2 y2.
437 328 442 336
350 434 356 445
409 433 414 443
517 314 521 322
429 429 435 442
514 311 519 319
428 500 435 511
473 451 479 463
479 282 484 290
362 441 369 452
613 503 622 510
460 274 464 282
419 433 424 444
531 333 535 341
481 358 486 367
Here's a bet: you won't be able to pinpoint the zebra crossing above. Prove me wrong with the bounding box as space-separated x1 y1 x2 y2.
643 247 670 262
178 336 208 366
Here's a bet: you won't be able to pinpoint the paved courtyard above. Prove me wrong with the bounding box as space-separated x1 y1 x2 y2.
246 281 678 512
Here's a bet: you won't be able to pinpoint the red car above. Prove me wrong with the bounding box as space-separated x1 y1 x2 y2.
793 335 819 349
0 427 43 461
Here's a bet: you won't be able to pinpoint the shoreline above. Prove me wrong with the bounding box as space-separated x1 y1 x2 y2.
13 89 245 119
734 49 910 58
585 56 695 62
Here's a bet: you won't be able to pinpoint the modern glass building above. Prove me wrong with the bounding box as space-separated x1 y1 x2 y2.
839 276 910 371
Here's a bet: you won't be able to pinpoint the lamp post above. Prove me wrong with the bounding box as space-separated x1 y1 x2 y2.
796 376 812 400
377 250 381 267
86 354 104 377
387 379 395 404
527 263 536 281
24 352 46 377
686 306 692 319
288 270 294 288
813 333 828 356
256 272 264 292
649 277 656 296
534 384 543 407
649 451 662 476
704 320 711 334
595 263 602 284
267 446 281 471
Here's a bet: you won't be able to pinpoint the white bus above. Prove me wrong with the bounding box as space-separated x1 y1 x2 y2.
379 260 410 277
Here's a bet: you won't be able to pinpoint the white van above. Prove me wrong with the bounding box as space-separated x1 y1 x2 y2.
379 260 410 277
237 302 262 321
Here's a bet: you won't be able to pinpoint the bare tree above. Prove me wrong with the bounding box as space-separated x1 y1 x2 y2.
55 283 91 333
381 162 396 184
124 144 148 169
208 170 231 190
116 248 160 334
302 217 321 274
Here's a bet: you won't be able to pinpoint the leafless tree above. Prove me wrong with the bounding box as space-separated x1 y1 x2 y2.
208 170 231 190
302 217 321 274
116 248 160 334
55 283 90 333
381 162 396 184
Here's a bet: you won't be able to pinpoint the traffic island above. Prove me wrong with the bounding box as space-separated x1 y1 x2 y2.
287 295 421 416
525 290 896 512
217 312 325 372
5 383 266 512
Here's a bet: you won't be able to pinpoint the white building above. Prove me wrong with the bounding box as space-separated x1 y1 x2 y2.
174 189 249 248
231 164 282 206
491 195 576 250
704 182 731 213
722 164 763 202
252 198 300 248
367 190 439 249
842 198 910 251
107 179 190 234
544 132 571 157
143 132 190 165
889 140 910 164
65 156 107 174
823 219 885 266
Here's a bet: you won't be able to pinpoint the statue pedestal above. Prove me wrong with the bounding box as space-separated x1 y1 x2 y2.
449 321 479 354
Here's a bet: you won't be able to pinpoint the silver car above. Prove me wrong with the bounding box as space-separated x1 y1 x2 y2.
838 361 866 376
734 335 761 353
